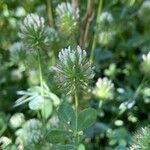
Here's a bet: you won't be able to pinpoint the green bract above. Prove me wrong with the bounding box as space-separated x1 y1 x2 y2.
54 46 94 94
130 126 150 150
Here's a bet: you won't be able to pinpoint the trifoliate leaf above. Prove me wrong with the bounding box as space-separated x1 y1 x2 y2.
41 99 53 119
78 108 97 131
57 103 76 131
47 130 73 144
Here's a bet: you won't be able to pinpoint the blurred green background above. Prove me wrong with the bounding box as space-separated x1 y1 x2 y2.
0 0 150 149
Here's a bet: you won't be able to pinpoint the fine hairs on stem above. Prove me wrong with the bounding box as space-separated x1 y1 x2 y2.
75 91 79 146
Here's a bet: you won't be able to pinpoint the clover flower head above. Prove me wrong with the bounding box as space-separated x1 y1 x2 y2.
141 52 150 75
99 11 113 23
9 42 25 64
98 11 114 30
22 13 45 32
54 46 94 94
93 77 114 100
56 2 79 19
20 13 47 50
138 0 150 24
9 113 25 129
56 2 79 35
98 31 114 46
130 126 150 150
0 137 12 149
16 119 43 146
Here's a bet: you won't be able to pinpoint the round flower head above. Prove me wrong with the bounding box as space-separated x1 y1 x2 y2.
98 11 114 30
15 119 43 146
9 113 25 129
98 31 114 46
97 12 115 46
130 126 150 150
138 0 150 25
56 2 79 35
54 46 94 94
0 137 12 149
141 52 150 75
93 77 114 100
20 13 48 50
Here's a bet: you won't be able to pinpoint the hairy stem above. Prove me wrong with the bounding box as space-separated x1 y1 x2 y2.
90 0 103 63
74 91 79 147
80 0 94 48
37 49 45 123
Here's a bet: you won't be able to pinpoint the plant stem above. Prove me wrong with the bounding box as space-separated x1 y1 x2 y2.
37 49 44 96
90 0 103 63
37 49 45 123
80 0 94 48
74 91 79 147
46 0 54 27
72 0 79 10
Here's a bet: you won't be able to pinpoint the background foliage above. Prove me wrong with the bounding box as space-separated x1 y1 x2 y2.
0 0 150 149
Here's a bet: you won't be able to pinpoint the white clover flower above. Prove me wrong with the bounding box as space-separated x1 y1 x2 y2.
54 46 94 94
98 11 114 30
141 52 150 75
56 2 79 35
9 42 25 64
0 137 12 149
138 0 150 24
20 13 48 50
9 113 25 129
98 31 114 46
93 77 114 100
56 2 79 19
130 126 150 150
142 52 150 61
97 12 115 46
22 14 45 32
99 12 113 24
15 119 43 146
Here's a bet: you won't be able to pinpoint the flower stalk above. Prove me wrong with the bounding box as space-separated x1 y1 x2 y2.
90 0 103 63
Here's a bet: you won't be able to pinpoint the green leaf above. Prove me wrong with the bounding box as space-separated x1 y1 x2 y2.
41 99 53 119
53 144 75 150
47 130 73 144
77 144 85 150
78 108 97 131
57 103 76 130
28 96 44 110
